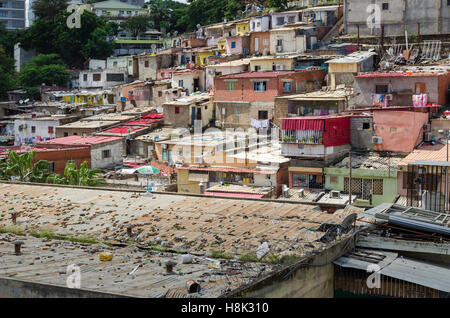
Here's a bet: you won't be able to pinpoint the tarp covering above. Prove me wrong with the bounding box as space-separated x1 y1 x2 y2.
282 118 324 131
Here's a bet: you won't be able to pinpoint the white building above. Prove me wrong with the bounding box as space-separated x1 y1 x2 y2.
13 115 79 145
171 68 206 95
249 15 271 32
205 58 250 90
38 135 125 169
271 10 302 29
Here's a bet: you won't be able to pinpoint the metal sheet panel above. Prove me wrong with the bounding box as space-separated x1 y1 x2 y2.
380 258 450 293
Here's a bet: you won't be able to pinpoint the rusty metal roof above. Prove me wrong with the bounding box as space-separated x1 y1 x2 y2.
0 183 364 259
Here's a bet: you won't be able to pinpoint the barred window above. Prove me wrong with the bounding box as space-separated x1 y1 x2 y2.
373 179 383 195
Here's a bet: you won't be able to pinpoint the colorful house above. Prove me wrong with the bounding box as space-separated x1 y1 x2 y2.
324 154 402 207
235 19 250 36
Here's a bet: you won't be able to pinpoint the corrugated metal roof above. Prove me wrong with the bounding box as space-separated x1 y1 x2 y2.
334 248 450 292
39 136 124 146
326 51 377 64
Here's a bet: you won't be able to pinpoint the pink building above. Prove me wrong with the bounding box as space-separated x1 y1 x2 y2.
372 109 429 153
226 35 250 55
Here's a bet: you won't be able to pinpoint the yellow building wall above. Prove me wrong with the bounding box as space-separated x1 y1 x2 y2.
197 51 215 66
328 62 358 73
177 169 201 194
236 22 250 36
217 40 226 51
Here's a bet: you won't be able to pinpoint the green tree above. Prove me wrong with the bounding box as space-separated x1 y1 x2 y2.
120 15 153 38
0 46 18 100
0 150 50 182
17 11 115 68
47 161 104 186
32 0 69 20
19 53 71 88
266 0 288 10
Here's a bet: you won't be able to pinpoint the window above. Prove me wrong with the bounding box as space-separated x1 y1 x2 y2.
119 10 124 15
178 80 183 87
362 122 370 130
231 41 236 48
31 126 36 133
145 60 149 68
254 65 261 71
113 61 117 67
102 10 107 14
175 106 180 114
48 162 55 173
106 73 124 82
102 150 111 159
375 84 388 94
64 132 68 137
158 91 162 97
0 12 7 17
292 174 309 188
236 107 241 115
48 126 54 134
135 11 138 15
126 11 131 15
415 82 426 94
277 39 283 46
373 179 383 195
330 176 338 184
276 17 284 25
253 81 267 91
93 73 101 81
238 27 240 32
288 16 295 23
226 81 235 91
283 81 292 92
67 160 75 166
83 74 87 81
258 110 268 120
382 3 389 10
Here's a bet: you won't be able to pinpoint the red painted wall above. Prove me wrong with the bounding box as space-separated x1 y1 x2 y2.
323 116 351 147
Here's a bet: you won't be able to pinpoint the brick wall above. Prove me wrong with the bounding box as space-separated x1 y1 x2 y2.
250 31 271 54
214 69 326 103
34 147 91 175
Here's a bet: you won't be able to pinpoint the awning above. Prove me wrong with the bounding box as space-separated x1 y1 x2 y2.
188 173 209 182
282 118 324 131
204 192 265 199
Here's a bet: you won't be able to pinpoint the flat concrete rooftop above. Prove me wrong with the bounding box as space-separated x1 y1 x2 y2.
0 234 273 298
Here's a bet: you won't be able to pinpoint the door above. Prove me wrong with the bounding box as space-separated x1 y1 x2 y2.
194 78 200 92
254 37 259 52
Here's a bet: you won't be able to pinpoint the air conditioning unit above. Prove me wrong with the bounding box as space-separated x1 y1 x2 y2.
372 136 383 144
330 190 340 199
298 188 305 198
282 184 289 198
424 132 432 142
276 45 283 52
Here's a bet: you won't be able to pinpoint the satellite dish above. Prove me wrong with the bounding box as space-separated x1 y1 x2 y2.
151 44 156 50
196 24 201 29
19 100 23 104
24 99 29 103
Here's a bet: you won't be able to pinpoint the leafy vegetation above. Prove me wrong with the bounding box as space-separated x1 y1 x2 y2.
46 161 104 186
19 54 71 92
0 151 104 186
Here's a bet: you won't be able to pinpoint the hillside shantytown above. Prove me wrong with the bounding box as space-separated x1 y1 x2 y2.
0 0 449 299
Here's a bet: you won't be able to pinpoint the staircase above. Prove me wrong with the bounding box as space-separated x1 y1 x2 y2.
321 15 344 43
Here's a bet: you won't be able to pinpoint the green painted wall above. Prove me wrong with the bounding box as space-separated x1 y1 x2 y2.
324 167 398 206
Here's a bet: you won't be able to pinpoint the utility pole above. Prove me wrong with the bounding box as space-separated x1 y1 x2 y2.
349 151 352 205
446 132 449 212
